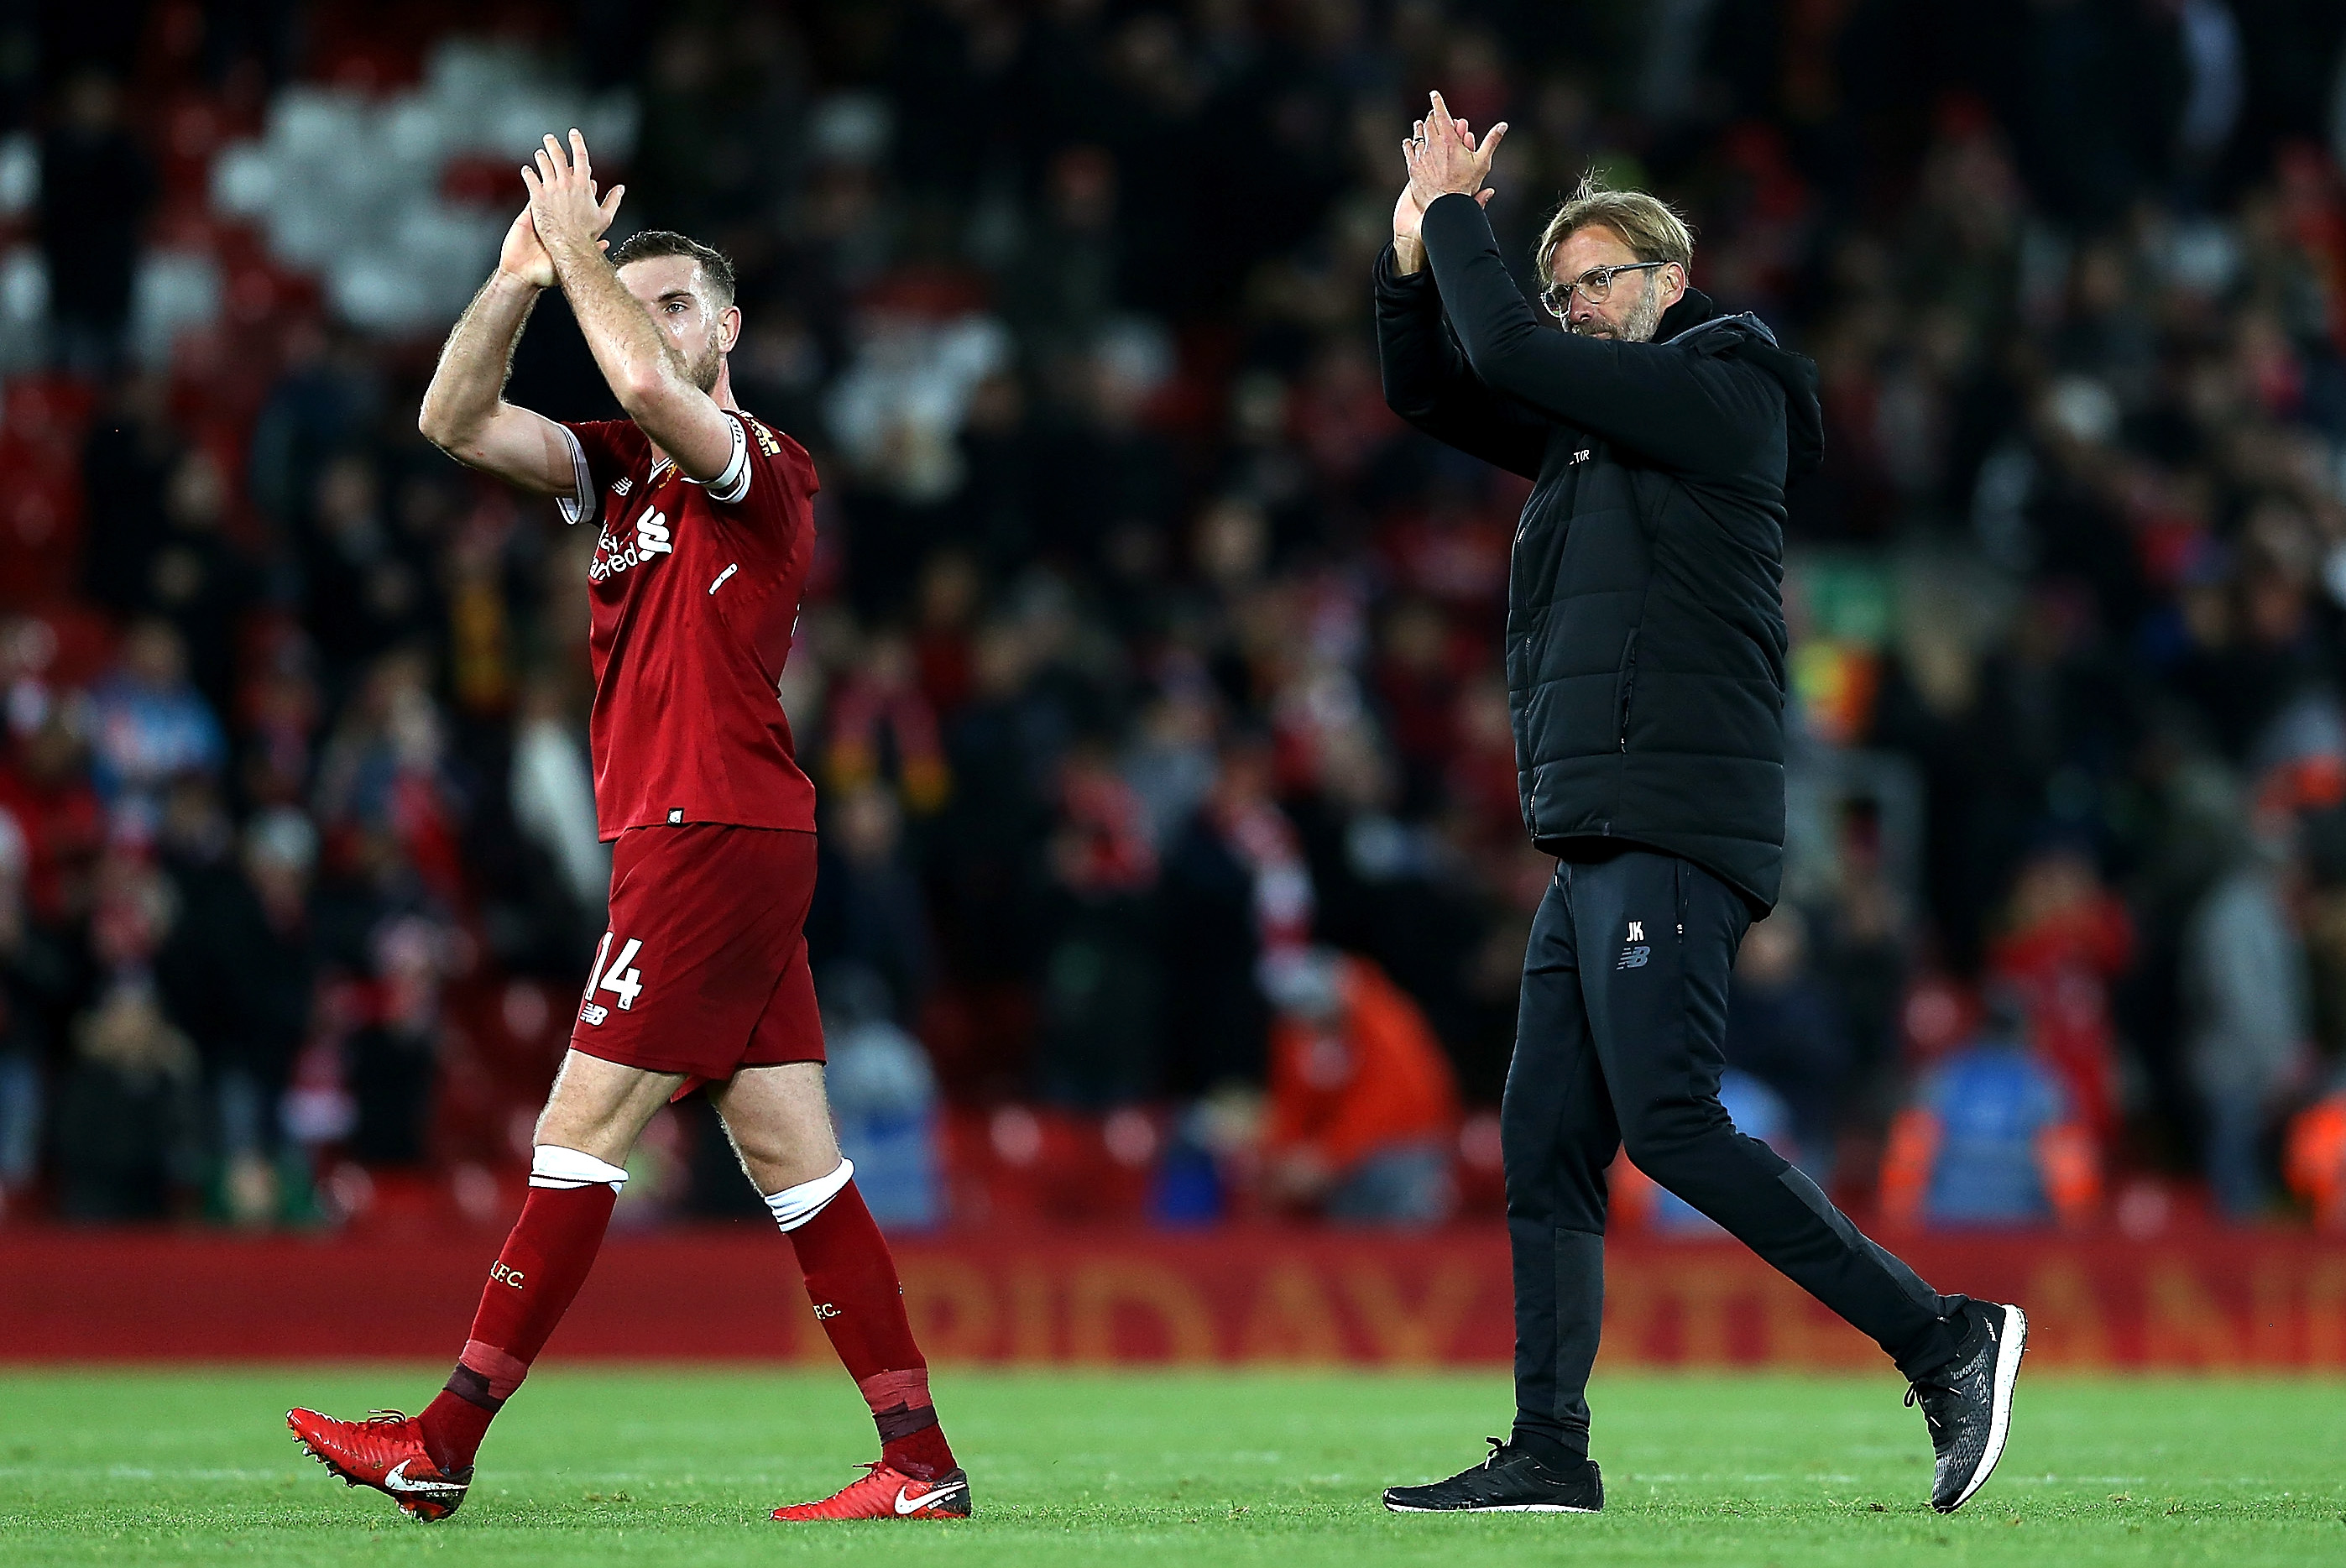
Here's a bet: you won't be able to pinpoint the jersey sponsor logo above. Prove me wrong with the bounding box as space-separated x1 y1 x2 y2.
896 1480 966 1514
636 508 673 557
1617 944 1650 970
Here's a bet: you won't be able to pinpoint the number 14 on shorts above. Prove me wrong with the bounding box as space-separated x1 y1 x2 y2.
579 932 647 1025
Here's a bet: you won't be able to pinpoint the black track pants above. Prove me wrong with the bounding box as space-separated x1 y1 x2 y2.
1503 849 1963 1460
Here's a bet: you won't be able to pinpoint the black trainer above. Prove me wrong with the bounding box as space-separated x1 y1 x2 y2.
1907 1299 2027 1513
1382 1439 1603 1513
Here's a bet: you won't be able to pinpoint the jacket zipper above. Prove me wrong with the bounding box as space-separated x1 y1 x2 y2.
1616 629 1639 752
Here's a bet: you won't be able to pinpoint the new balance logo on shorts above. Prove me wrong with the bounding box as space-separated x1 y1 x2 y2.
1618 920 1649 970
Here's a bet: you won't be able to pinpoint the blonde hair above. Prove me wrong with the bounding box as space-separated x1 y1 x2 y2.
1535 173 1695 290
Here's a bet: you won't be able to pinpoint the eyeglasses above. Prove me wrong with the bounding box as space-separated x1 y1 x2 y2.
1539 261 1668 318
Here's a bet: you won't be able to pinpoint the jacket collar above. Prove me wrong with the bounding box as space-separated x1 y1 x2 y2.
1656 285 1722 342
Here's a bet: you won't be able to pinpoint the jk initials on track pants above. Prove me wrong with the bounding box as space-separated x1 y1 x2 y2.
1503 848 1964 1460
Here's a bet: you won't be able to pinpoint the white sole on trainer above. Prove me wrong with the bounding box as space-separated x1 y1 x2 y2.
1943 1303 2027 1513
1382 1501 1598 1513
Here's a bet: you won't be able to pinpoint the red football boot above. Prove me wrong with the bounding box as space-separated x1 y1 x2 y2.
286 1408 473 1522
770 1461 973 1521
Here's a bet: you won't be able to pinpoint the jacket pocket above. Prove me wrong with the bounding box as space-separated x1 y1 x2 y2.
1614 628 1639 753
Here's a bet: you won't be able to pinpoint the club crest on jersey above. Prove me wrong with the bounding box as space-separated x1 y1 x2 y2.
588 508 673 583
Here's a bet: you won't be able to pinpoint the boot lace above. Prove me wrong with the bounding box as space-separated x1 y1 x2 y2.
1904 1378 1958 1436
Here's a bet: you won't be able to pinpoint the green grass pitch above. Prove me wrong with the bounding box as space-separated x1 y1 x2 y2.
4 1367 2343 1565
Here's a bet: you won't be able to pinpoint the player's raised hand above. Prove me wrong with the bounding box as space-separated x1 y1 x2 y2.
497 206 562 290
520 129 624 266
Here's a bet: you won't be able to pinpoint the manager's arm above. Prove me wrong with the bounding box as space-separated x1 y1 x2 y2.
1419 192 1778 478
1374 243 1549 481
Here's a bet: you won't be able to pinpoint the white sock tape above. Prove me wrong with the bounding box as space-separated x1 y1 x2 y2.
530 1144 629 1193
764 1158 854 1232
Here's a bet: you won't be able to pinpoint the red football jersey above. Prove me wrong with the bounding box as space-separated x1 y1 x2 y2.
557 409 819 839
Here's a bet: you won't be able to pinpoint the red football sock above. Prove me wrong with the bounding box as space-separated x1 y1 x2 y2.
784 1180 956 1479
421 1179 617 1471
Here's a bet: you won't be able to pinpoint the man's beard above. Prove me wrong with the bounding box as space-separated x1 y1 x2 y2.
687 340 722 392
1568 285 1665 343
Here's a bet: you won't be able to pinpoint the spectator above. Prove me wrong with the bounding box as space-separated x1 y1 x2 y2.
1160 732 1305 1093
313 651 468 907
36 70 152 374
300 456 439 695
155 801 317 1225
1035 740 1162 1106
54 842 198 1220
0 808 75 1208
508 672 609 923
822 630 950 814
1725 907 1853 1175
86 620 226 844
1614 1070 1799 1236
343 911 455 1168
1986 842 2134 1142
143 451 259 722
2284 1080 2346 1229
807 781 934 1027
824 965 943 1231
0 701 105 930
79 374 181 617
1261 948 1460 1226
2182 813 2315 1216
51 979 201 1220
1878 990 2100 1229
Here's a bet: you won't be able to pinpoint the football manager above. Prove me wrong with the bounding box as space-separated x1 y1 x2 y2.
1372 92 2025 1518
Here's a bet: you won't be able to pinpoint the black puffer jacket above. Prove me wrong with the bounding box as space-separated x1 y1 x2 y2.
1375 193 1824 914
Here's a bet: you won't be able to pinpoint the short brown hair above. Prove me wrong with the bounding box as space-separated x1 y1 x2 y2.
1535 173 1695 291
609 229 737 311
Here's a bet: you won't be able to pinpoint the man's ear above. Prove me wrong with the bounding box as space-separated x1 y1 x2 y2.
720 304 743 355
1660 264 1688 311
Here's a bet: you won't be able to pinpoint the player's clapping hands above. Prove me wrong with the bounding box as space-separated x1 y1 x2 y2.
517 129 625 275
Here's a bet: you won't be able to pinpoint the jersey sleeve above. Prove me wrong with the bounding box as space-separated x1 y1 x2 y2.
692 410 818 526
556 420 634 527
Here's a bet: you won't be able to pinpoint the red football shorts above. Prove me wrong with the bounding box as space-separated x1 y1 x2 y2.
567 823 826 1084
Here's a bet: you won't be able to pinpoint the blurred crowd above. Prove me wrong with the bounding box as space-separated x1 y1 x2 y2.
8 0 2346 1233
